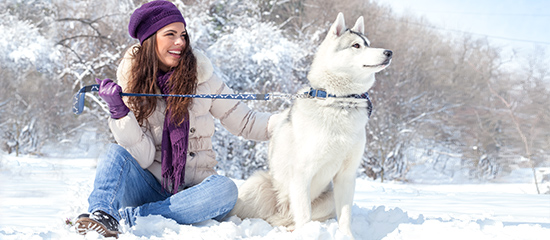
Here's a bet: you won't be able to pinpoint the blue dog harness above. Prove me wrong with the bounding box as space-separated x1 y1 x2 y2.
305 88 373 118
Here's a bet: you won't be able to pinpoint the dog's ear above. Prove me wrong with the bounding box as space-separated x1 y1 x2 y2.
351 16 364 35
329 12 346 37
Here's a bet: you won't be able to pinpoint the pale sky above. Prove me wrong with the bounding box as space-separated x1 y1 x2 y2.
379 0 550 61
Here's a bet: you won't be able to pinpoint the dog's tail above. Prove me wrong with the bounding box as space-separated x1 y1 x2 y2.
228 171 336 228
228 171 294 226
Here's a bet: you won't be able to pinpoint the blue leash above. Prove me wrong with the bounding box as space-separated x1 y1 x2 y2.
72 84 372 116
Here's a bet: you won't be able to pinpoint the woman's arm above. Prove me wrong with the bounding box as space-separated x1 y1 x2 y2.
108 112 156 169
208 74 272 141
106 47 157 169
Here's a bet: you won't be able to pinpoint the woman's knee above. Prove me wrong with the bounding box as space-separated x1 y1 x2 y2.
104 144 131 159
212 175 238 201
94 144 138 176
205 175 237 221
99 144 133 164
201 175 238 212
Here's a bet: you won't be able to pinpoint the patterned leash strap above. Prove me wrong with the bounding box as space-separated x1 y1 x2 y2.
73 85 308 114
77 84 307 99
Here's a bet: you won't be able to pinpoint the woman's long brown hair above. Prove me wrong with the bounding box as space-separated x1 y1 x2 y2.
127 32 197 126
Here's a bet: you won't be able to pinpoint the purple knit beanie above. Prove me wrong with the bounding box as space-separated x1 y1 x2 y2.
129 0 186 44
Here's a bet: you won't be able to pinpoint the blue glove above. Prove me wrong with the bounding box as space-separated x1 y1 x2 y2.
95 78 129 119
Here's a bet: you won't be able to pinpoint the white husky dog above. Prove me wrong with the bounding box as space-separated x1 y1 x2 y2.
229 13 392 239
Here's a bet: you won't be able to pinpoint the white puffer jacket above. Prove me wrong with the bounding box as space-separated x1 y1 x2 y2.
108 46 273 188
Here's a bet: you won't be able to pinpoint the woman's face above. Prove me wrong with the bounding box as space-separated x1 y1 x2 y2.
155 22 187 72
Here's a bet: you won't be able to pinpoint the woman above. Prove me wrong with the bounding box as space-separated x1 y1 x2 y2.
75 1 274 238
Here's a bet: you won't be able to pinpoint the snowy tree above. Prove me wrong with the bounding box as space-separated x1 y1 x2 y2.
0 1 61 155
50 0 137 155
0 0 135 156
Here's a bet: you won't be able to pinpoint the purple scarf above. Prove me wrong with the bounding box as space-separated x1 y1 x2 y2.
157 70 189 194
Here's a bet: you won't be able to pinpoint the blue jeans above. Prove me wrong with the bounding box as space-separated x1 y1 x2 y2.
87 144 238 227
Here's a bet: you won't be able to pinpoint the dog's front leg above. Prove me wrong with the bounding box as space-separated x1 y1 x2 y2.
333 168 357 239
289 174 312 229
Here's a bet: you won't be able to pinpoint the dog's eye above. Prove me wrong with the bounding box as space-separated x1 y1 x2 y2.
352 43 361 49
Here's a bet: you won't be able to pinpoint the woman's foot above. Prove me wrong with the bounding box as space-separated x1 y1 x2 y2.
75 210 120 238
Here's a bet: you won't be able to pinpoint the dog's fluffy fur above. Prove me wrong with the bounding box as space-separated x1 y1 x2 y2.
229 13 392 239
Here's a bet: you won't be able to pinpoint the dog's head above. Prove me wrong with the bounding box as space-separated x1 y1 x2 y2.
308 13 392 95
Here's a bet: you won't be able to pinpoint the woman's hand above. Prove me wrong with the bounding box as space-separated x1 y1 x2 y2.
96 78 130 119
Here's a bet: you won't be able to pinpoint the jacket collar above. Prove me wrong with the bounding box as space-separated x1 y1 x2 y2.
193 49 213 84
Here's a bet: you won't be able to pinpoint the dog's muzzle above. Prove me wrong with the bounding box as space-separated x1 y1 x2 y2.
363 50 392 68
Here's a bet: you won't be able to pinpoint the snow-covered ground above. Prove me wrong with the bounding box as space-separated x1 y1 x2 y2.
1 154 549 240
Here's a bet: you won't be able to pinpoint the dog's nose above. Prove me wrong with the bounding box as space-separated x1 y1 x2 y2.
384 50 393 58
